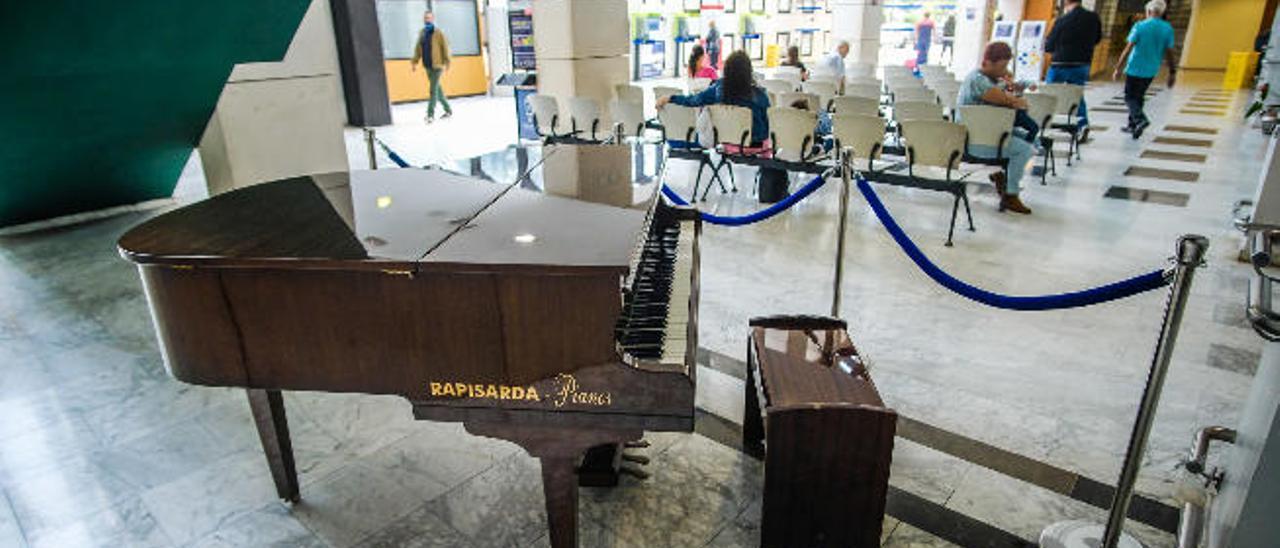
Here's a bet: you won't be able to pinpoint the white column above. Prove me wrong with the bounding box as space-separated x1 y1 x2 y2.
951 0 996 77
198 0 349 196
533 0 630 126
830 0 883 67
996 0 1024 23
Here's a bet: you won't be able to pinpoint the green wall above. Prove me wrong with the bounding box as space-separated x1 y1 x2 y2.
0 1 311 227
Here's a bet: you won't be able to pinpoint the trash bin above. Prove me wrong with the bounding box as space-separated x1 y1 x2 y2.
758 167 790 203
1224 51 1260 89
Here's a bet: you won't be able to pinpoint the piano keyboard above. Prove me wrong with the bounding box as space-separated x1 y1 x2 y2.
617 202 698 370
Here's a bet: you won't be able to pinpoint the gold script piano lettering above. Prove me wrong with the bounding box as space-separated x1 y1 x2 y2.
429 381 540 401
551 373 613 407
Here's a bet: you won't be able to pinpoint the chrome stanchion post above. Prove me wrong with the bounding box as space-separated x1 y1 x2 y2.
1041 235 1208 548
364 127 378 170
832 147 852 318
1101 234 1208 547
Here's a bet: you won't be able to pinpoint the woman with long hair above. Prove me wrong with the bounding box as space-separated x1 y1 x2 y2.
688 45 718 79
658 50 771 146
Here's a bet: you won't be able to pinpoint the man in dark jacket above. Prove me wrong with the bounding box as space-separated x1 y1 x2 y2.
1044 0 1102 139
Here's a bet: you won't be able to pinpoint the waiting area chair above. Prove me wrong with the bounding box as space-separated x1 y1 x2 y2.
611 98 647 140
1024 92 1059 184
528 94 570 141
831 96 880 117
763 79 798 96
956 104 1015 192
568 97 606 142
1039 83 1085 164
802 81 838 111
900 119 974 246
658 103 727 201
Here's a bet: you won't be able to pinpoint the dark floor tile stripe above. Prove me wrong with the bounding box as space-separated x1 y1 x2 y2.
1092 107 1130 113
1140 149 1208 163
692 409 1038 547
1104 185 1190 206
1153 136 1214 147
1125 165 1200 181
896 417 1180 534
692 351 1183 536
1164 125 1218 134
1179 109 1227 117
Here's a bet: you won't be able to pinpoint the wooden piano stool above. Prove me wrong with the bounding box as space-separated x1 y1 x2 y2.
744 315 897 548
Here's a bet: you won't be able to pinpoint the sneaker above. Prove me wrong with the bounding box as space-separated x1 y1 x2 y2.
425 114 435 124
1121 125 1132 133
1078 126 1091 144
1132 119 1149 139
441 111 453 119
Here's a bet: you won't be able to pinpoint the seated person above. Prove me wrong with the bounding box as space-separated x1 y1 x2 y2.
958 41 1036 215
790 99 832 152
688 45 719 80
998 73 1041 143
780 45 809 81
658 50 772 151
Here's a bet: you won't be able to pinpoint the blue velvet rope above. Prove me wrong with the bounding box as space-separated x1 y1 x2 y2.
854 176 1170 311
376 138 412 168
661 173 828 226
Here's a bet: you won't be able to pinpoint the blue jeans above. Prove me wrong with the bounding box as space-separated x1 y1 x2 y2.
1045 64 1090 128
969 139 1034 195
1014 109 1039 143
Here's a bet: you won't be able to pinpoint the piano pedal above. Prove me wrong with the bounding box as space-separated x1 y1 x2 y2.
624 440 650 449
620 465 651 480
621 453 650 465
577 443 623 487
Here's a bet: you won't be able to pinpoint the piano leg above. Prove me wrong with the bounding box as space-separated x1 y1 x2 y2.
743 341 766 457
463 423 642 548
540 456 579 548
246 389 300 503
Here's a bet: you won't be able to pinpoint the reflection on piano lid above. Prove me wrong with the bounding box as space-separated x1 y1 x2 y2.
120 145 662 269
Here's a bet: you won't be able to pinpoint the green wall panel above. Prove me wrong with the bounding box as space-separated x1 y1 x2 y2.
0 1 311 226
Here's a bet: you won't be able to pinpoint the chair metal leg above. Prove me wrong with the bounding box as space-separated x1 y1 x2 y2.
961 188 975 231
946 193 960 247
1040 151 1049 185
692 160 707 201
701 169 725 201
1050 147 1057 175
726 160 738 192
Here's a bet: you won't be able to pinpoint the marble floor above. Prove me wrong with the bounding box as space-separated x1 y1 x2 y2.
0 75 1270 547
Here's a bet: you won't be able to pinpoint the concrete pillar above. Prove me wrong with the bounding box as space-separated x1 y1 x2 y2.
198 0 349 196
830 0 883 67
996 0 1024 23
952 0 997 77
533 0 630 126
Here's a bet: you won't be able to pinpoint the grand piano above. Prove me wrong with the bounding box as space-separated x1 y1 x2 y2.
118 143 699 548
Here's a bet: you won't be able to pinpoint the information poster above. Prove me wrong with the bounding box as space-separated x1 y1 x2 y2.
1015 21 1045 82
637 41 667 79
990 21 1016 45
508 10 535 70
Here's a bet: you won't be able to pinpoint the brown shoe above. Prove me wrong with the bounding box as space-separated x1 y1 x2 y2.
989 171 1008 197
999 194 1032 214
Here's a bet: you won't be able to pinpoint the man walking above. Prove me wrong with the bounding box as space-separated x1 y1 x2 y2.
1043 0 1101 141
821 41 850 93
411 10 452 123
1113 0 1176 139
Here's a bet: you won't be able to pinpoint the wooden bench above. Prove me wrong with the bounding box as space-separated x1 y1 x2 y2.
745 315 897 548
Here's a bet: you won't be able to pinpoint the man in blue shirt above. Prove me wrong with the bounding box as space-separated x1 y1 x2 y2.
1112 0 1177 138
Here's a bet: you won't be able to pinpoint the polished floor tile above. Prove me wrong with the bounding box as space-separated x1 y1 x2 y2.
1123 166 1200 182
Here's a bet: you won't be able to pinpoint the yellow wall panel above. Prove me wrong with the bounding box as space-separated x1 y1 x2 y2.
385 56 488 103
1183 0 1266 70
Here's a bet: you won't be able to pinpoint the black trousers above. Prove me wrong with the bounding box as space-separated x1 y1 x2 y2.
1124 75 1154 128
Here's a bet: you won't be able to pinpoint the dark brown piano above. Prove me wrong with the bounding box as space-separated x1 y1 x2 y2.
118 143 700 548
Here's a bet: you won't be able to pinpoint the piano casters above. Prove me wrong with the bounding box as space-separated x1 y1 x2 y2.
246 389 301 503
1042 235 1208 548
465 424 643 548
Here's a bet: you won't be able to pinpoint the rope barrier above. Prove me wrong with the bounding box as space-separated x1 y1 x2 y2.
662 172 829 226
854 176 1170 311
375 138 412 168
